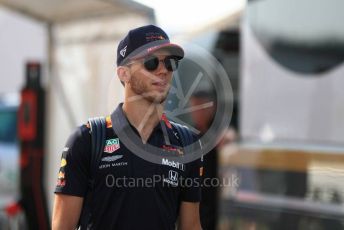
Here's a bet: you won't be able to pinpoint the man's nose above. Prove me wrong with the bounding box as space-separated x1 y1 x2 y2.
156 60 168 73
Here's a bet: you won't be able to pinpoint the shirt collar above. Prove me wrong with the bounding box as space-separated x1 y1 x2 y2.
110 103 170 138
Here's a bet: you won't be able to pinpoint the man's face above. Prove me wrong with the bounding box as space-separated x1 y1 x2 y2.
189 96 216 134
127 49 174 104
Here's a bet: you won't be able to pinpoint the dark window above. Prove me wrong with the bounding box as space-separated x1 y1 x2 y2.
0 107 17 143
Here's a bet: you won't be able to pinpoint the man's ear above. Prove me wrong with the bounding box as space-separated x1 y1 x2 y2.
117 66 130 84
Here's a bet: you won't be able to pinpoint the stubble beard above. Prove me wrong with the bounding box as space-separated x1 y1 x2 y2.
129 73 170 104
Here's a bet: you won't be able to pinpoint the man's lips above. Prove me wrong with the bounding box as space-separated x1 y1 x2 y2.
152 81 168 87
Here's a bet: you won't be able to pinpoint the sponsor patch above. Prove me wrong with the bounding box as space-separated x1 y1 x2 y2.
99 161 128 169
106 116 112 128
120 45 127 57
58 171 65 179
101 155 123 162
162 145 184 155
145 33 165 42
104 138 120 153
161 114 172 129
111 162 128 167
60 158 67 167
57 170 66 187
56 178 65 187
163 170 179 186
162 158 185 171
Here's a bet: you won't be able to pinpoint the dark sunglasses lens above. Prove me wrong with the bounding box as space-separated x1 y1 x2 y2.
144 56 159 71
165 58 179 71
143 56 179 72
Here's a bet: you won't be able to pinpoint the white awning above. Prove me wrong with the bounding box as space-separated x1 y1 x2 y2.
0 0 153 22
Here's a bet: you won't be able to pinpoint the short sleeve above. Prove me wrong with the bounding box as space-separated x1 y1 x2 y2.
54 125 91 197
180 138 203 202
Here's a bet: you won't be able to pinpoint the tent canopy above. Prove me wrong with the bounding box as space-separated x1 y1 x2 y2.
0 0 153 22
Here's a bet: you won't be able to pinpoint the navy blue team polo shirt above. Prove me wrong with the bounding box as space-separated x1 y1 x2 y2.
55 103 202 230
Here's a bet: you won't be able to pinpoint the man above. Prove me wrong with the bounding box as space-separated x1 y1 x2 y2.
190 90 237 230
52 25 202 230
189 91 218 230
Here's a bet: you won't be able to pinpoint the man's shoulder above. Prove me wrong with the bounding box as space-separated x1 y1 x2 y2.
85 115 113 129
76 115 114 143
67 115 110 145
168 121 199 147
66 123 91 147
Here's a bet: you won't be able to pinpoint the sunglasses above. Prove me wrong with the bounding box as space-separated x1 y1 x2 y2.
128 55 180 72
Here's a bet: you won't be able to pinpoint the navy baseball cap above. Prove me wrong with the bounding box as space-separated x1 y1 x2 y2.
116 25 184 66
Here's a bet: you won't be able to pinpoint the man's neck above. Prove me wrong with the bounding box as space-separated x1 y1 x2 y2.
122 98 164 143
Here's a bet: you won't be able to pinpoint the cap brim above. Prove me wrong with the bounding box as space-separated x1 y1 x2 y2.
131 42 184 60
